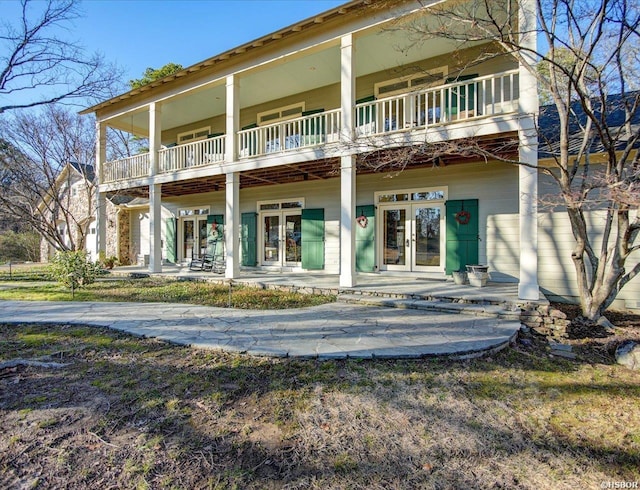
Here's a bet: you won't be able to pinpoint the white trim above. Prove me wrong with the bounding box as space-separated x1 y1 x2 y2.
178 206 210 217
375 186 448 273
176 126 211 144
374 66 449 98
257 198 305 268
257 102 305 126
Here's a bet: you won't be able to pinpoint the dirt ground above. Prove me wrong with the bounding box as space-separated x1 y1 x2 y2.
1 304 639 489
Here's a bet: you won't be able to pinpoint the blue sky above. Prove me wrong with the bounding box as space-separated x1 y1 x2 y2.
2 0 345 100
76 0 345 82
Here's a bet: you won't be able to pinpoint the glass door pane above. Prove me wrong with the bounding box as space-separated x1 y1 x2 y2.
383 208 406 266
284 214 301 263
197 218 208 258
414 205 441 268
183 219 195 260
263 215 280 263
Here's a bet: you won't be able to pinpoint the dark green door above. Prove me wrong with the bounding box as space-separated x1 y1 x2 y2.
241 212 257 266
355 205 375 272
301 208 324 270
445 199 479 274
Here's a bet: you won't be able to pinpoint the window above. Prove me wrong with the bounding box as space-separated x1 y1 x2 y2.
375 66 449 98
257 102 305 126
258 199 304 211
376 188 446 203
179 207 210 217
176 126 211 144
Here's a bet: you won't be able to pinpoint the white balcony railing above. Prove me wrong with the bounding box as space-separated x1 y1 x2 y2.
355 70 520 136
159 135 226 174
101 71 520 183
238 108 341 159
103 153 150 183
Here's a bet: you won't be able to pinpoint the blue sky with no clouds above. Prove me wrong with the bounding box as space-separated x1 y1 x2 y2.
1 0 345 104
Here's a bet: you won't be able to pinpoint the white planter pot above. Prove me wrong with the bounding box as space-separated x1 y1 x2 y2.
469 272 488 287
452 271 468 285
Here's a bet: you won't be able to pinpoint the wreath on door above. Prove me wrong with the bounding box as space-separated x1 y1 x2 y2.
455 209 471 225
356 215 369 228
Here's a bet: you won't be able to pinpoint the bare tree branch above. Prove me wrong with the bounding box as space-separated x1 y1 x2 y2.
0 0 121 113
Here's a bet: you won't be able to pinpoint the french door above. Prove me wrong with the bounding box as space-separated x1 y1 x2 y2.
182 217 208 260
261 211 302 266
379 203 444 272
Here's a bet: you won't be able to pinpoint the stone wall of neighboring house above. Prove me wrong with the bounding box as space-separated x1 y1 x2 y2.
117 209 131 265
39 168 119 263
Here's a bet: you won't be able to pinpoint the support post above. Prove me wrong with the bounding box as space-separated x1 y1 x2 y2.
340 155 356 287
149 183 162 273
518 0 539 300
148 102 163 272
339 33 357 287
149 102 161 176
226 75 239 163
225 172 240 279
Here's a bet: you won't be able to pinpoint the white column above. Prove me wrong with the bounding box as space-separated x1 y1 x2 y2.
340 156 356 287
340 33 356 287
148 103 163 273
518 0 539 300
226 75 239 163
95 121 107 259
149 183 163 273
149 102 162 176
225 172 240 279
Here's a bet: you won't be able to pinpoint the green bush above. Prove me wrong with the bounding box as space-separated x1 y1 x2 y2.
49 251 103 289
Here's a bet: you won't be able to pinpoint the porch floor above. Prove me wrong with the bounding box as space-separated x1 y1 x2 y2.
113 265 536 309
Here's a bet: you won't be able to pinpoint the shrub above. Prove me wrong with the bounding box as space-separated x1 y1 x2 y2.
49 251 103 289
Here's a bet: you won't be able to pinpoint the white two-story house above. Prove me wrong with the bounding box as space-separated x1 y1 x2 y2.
83 0 547 301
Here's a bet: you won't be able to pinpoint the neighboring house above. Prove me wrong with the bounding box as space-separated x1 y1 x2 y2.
81 0 639 309
39 162 120 263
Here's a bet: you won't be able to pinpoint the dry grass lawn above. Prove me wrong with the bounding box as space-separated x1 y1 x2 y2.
1 320 639 489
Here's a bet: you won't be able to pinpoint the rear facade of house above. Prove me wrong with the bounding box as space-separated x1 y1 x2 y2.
84 0 639 309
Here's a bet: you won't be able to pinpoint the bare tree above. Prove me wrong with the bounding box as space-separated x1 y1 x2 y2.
0 105 96 252
0 0 120 114
373 0 640 324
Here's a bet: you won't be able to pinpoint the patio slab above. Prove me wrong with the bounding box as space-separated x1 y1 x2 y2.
0 299 521 359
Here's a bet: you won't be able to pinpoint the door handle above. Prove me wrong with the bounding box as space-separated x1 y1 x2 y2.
406 239 410 247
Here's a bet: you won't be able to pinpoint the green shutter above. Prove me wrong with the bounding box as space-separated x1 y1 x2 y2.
355 205 375 272
445 199 479 274
301 208 324 270
165 218 177 263
241 212 257 266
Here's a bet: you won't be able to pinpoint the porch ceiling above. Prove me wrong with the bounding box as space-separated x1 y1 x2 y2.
111 133 518 201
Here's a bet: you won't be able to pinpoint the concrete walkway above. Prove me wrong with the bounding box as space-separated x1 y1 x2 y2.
0 299 520 359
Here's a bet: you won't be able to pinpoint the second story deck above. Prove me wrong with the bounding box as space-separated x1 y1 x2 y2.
102 70 520 184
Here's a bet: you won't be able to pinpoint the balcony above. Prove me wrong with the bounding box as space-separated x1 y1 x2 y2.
159 135 226 173
100 70 519 185
238 109 341 158
355 70 519 136
103 153 149 183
